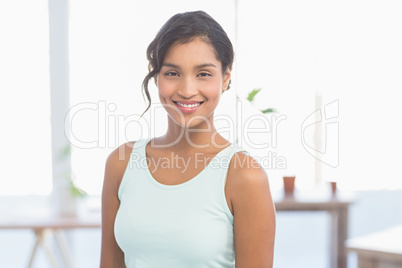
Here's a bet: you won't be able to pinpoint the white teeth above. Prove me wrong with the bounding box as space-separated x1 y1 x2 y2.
176 102 201 108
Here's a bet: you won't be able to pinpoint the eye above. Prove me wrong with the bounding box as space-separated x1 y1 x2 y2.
164 72 179 77
197 72 212 77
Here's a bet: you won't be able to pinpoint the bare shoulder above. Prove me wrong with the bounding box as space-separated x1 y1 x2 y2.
104 141 136 186
227 151 270 192
106 141 135 166
225 151 274 216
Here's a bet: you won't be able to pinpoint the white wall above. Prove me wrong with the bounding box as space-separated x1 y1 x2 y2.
235 0 402 191
1 0 401 195
0 0 52 195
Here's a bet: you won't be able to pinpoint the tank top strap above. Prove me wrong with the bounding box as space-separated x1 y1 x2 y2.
197 143 247 224
133 137 151 153
117 138 151 199
227 144 248 159
215 144 248 168
218 144 248 183
130 137 152 165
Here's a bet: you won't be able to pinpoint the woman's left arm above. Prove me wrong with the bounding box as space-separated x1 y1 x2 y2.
227 152 276 268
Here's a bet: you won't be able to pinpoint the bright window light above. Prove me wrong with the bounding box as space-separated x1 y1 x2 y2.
0 0 52 195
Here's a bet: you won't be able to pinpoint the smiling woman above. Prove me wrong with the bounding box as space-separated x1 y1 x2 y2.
100 11 276 268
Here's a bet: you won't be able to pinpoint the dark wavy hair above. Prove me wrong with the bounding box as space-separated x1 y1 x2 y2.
141 10 234 115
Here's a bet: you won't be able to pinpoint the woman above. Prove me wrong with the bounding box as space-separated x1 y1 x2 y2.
101 11 276 268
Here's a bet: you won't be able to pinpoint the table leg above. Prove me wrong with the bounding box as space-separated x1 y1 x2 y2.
28 230 41 268
54 229 75 268
329 210 339 268
337 207 349 268
28 229 61 268
330 207 349 268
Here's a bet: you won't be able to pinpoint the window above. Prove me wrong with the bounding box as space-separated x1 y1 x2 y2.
0 0 52 195
235 0 402 191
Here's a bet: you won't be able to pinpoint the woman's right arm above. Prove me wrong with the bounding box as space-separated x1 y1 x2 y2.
100 142 134 268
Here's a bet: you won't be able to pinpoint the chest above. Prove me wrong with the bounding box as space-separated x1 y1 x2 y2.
146 150 216 185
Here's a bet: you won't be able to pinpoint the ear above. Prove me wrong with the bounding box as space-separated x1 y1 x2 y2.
222 67 232 93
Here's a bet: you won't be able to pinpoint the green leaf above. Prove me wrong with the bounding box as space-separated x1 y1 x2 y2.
261 108 276 114
70 181 87 198
59 144 71 158
247 88 262 102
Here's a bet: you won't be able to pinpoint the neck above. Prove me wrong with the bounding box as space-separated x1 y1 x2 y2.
158 114 229 152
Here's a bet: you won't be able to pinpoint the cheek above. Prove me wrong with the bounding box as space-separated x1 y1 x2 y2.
201 79 224 99
157 77 175 99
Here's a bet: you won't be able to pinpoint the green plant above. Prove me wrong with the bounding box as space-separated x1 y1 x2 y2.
245 88 277 114
69 178 87 198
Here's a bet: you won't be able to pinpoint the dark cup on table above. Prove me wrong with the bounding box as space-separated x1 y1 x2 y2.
330 181 337 196
283 176 296 197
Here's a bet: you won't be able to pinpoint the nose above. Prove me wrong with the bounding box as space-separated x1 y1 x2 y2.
178 77 197 99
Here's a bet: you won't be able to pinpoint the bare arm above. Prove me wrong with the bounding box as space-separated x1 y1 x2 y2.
100 142 134 268
227 153 276 268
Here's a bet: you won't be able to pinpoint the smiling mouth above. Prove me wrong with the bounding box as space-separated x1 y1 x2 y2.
172 101 205 108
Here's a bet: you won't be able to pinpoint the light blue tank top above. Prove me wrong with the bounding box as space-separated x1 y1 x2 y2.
115 138 245 268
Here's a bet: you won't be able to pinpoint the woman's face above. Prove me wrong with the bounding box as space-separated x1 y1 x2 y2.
156 37 231 129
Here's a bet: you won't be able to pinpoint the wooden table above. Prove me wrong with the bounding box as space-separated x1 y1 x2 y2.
274 192 354 268
346 224 402 268
0 196 101 268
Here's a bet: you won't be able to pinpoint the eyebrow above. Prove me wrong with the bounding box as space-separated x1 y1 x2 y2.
161 63 217 70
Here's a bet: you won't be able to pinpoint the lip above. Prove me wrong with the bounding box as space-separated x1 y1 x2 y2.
172 100 205 114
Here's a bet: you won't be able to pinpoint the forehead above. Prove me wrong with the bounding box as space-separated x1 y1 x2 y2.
163 38 220 66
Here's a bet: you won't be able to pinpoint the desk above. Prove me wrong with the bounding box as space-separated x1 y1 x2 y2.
346 224 402 268
274 193 354 268
0 196 101 268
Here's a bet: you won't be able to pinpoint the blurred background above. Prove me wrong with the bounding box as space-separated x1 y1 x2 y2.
1 0 401 267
